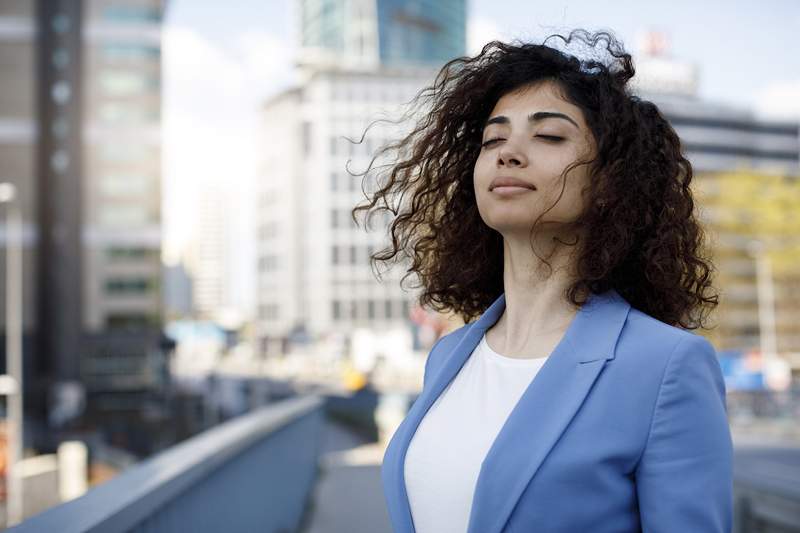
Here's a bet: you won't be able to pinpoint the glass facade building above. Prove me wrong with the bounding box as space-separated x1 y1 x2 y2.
299 0 466 68
376 0 465 66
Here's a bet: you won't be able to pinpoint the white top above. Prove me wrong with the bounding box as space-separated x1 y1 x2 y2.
404 332 549 533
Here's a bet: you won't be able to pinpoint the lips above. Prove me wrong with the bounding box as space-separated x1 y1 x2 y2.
489 177 536 191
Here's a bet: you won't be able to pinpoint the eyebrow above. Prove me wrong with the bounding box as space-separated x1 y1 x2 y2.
484 111 580 130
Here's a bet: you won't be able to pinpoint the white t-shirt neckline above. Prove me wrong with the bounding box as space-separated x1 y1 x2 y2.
480 333 549 365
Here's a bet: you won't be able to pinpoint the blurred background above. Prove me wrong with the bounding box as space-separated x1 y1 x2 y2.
0 0 797 531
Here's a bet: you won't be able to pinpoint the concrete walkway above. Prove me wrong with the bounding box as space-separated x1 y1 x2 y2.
299 419 392 533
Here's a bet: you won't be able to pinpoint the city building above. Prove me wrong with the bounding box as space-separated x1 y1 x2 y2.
257 0 467 356
0 0 169 455
182 178 233 322
257 67 444 356
297 0 466 72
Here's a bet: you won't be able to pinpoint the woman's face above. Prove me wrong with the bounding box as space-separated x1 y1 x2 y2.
473 80 596 238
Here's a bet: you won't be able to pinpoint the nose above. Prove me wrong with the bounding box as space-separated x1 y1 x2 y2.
498 142 527 167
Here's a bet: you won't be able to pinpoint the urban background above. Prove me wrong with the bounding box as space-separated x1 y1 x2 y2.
0 0 798 531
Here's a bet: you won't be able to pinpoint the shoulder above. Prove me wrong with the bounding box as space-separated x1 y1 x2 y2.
616 307 723 397
621 306 715 358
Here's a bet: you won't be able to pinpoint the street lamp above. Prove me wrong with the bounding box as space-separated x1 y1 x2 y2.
0 182 23 526
746 239 777 367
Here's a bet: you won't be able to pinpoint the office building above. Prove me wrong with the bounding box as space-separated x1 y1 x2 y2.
0 0 168 454
297 0 466 71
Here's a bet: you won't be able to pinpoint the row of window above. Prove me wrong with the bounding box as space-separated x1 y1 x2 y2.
96 102 159 124
106 247 158 261
258 221 279 241
98 204 155 227
104 277 154 294
330 135 391 158
329 81 418 103
98 71 159 96
258 255 279 272
101 173 152 196
331 208 391 230
102 6 162 24
258 244 389 272
332 298 411 321
105 312 156 329
331 171 361 192
100 44 161 62
332 244 379 266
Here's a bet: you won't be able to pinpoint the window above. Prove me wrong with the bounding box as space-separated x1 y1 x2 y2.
107 247 153 260
101 44 160 61
52 48 69 69
332 300 341 319
51 14 70 34
103 6 161 23
331 208 338 228
331 246 339 265
302 121 312 154
98 103 158 124
101 174 149 196
51 81 71 104
104 277 152 294
99 144 148 163
99 205 150 226
99 71 158 95
368 299 375 319
105 313 152 329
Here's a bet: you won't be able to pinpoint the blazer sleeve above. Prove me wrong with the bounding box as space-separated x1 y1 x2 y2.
635 334 733 533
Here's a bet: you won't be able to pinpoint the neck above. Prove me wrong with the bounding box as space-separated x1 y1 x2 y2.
492 229 584 353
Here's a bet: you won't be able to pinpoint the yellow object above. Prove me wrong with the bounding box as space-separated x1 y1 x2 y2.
343 367 367 391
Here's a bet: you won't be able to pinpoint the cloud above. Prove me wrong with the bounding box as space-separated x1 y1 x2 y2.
163 26 247 107
233 31 296 98
753 80 800 122
162 26 259 269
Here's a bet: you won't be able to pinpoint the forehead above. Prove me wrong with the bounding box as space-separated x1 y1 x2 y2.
488 81 585 127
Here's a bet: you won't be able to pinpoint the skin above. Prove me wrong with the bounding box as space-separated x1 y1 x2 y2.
473 79 598 360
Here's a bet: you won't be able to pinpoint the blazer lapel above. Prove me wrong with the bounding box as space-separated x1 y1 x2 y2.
384 292 508 532
467 288 631 533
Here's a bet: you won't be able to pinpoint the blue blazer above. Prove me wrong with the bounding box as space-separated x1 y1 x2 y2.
382 288 733 532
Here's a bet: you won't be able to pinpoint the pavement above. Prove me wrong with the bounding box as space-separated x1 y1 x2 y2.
299 419 393 533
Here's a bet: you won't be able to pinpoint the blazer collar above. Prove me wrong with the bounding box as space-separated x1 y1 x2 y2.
385 287 631 533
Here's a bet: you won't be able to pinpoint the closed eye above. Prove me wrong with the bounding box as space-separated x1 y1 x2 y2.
536 135 564 142
481 137 503 148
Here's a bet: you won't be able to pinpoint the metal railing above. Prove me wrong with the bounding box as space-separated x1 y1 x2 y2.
9 394 326 533
734 447 800 533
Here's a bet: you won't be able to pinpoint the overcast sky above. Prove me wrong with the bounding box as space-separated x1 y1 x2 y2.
161 0 799 316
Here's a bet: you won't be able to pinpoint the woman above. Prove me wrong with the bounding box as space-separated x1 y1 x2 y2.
352 29 733 533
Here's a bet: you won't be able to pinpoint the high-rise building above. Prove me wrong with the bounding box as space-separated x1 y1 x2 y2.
0 1 169 454
257 68 441 355
183 178 232 321
297 0 466 71
258 0 467 357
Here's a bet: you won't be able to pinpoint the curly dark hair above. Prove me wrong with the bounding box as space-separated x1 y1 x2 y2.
350 28 718 330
